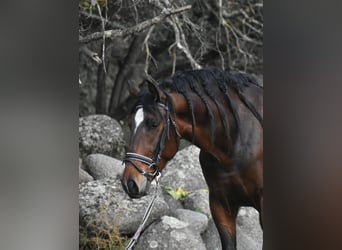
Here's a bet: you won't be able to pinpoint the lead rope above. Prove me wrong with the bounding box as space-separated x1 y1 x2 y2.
125 173 161 250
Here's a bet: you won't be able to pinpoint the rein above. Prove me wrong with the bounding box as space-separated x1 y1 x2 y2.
125 177 160 250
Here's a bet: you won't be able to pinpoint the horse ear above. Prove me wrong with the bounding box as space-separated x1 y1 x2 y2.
147 80 163 102
127 80 140 97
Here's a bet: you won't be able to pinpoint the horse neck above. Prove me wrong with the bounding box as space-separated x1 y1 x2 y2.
170 93 228 160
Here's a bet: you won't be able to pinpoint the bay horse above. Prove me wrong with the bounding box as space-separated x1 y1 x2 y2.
121 68 263 250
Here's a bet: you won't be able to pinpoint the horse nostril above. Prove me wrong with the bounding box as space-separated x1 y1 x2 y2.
127 179 139 195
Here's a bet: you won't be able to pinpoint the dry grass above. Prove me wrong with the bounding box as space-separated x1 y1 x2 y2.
79 223 129 250
79 205 129 250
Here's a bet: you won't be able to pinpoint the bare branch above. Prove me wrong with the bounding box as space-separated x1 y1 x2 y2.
79 46 102 64
153 0 201 69
239 17 263 36
79 5 192 44
96 2 107 73
226 20 262 46
79 10 126 29
167 18 201 69
143 26 158 77
96 44 107 114
217 0 225 69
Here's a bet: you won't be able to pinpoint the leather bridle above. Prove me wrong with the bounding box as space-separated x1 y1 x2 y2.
123 102 180 181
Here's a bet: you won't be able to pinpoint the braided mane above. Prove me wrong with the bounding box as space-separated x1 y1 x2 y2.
160 68 263 143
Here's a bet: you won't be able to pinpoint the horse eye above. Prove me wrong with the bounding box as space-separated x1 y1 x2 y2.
152 122 159 128
145 118 159 128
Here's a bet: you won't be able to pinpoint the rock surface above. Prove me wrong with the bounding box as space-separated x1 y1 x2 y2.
171 208 208 234
161 189 184 212
201 208 263 250
160 145 207 192
79 115 125 159
202 218 221 250
137 215 206 250
183 189 211 217
79 167 94 183
84 153 124 180
79 178 169 235
236 207 263 250
79 158 86 170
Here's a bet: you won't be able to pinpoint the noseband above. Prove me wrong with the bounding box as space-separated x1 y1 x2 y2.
124 102 180 181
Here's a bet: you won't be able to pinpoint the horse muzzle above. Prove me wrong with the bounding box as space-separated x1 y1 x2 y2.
121 171 151 198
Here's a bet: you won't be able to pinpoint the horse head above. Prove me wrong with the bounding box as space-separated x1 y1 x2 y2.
121 80 180 198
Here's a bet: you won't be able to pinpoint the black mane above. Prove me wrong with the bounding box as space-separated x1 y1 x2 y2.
159 68 263 143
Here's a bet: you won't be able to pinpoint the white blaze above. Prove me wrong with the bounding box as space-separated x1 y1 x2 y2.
134 108 144 134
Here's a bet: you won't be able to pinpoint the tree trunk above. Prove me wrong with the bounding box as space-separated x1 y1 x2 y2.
95 44 107 114
108 33 145 116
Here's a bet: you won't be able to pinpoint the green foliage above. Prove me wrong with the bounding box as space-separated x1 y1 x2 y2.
164 186 189 200
194 207 204 214
79 0 106 10
194 206 211 218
